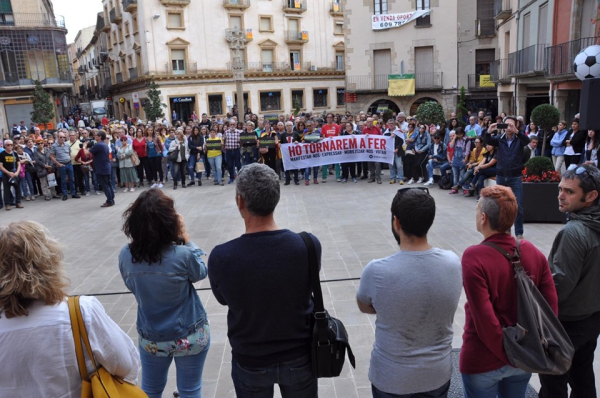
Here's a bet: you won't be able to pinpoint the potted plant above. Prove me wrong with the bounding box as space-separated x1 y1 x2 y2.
416 101 446 126
530 104 560 156
522 157 565 223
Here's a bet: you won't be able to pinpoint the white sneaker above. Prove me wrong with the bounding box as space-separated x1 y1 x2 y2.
158 183 164 189
130 188 135 192
151 183 158 188
417 177 424 184
424 179 434 186
123 188 129 193
95 191 100 195
407 178 415 185
85 192 90 196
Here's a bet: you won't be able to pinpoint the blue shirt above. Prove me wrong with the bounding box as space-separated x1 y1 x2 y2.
89 141 111 175
119 242 207 341
147 140 159 157
465 124 482 137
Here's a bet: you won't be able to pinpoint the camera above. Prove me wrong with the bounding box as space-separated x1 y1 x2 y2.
497 123 508 129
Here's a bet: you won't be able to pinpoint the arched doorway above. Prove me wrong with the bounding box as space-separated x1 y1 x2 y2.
367 99 400 116
409 97 438 116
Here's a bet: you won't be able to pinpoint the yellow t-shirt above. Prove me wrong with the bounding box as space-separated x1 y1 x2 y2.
206 138 223 158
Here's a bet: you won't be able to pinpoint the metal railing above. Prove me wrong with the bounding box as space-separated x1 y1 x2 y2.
508 44 547 76
122 0 137 11
223 0 251 7
109 8 117 23
282 0 307 12
490 59 511 83
284 30 308 43
468 74 496 90
545 37 598 79
147 62 200 76
477 18 495 36
96 14 105 30
415 72 443 89
116 72 123 83
415 14 431 26
494 0 511 19
346 75 389 91
129 67 138 80
0 13 66 28
159 0 191 5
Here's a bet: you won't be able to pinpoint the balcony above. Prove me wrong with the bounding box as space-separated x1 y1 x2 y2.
282 0 307 13
330 1 343 16
122 0 137 12
477 18 495 37
284 30 308 44
494 0 512 20
104 78 112 91
545 37 597 80
159 0 191 5
109 8 122 24
79 85 85 95
147 62 203 77
468 74 496 91
490 59 511 83
0 13 66 28
415 72 443 90
225 28 253 42
245 62 310 72
116 73 123 84
508 44 547 77
223 0 251 9
346 75 389 92
96 14 105 31
129 67 138 80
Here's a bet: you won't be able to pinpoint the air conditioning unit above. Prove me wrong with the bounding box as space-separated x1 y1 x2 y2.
310 65 318 71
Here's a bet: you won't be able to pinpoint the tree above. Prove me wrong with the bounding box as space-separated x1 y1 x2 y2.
416 101 445 126
30 80 55 133
456 86 468 126
531 104 560 156
143 78 167 122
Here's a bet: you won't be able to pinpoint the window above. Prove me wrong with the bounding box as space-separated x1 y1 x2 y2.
259 16 273 32
119 28 124 43
229 15 243 30
538 4 548 45
171 49 185 74
290 51 301 71
374 0 387 15
313 89 328 108
475 49 495 76
416 0 431 27
261 49 274 72
291 89 304 109
234 92 250 112
125 22 130 37
522 13 531 47
260 91 282 112
288 18 300 34
208 94 223 115
112 31 118 46
167 11 184 29
132 15 138 33
335 51 345 71
337 88 345 106
333 21 343 35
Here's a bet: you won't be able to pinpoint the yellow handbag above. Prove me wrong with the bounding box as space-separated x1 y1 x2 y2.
68 296 148 398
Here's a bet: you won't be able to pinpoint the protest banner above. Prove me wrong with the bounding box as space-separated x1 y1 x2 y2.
281 135 394 170
259 137 277 148
240 133 257 147
206 140 222 151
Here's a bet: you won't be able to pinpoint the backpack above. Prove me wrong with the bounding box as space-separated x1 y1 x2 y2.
438 174 453 189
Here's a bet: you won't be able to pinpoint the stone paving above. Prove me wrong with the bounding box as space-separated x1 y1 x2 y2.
2 171 599 397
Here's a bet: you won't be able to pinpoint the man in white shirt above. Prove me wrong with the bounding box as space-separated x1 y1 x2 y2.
396 112 409 133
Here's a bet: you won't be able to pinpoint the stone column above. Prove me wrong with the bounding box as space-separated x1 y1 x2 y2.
552 89 569 121
498 92 512 115
226 28 247 113
515 83 527 117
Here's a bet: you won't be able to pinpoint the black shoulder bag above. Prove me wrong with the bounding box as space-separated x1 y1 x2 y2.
482 240 574 375
299 232 355 378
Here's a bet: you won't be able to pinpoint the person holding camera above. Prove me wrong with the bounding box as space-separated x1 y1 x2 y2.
0 140 23 210
483 116 530 238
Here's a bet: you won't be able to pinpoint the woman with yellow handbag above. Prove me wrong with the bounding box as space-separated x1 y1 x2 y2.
0 221 141 397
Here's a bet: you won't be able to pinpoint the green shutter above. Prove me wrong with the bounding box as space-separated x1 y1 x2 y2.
0 0 13 14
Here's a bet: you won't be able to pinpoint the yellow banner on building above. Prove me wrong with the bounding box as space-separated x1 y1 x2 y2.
246 29 253 40
388 74 415 96
479 75 495 87
294 0 301 8
301 31 308 40
333 1 339 11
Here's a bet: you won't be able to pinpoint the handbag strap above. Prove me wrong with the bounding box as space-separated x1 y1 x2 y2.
299 232 325 314
68 296 100 381
481 239 523 272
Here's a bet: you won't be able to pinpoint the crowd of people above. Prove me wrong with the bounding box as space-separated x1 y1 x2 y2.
1 161 599 398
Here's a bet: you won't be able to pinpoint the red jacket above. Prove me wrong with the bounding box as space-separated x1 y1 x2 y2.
460 233 558 374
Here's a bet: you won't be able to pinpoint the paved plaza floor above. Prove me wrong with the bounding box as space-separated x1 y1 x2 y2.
2 172 599 397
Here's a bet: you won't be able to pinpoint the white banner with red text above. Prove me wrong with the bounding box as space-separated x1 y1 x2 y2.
281 135 394 170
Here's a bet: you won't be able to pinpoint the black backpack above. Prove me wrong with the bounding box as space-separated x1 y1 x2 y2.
438 174 453 190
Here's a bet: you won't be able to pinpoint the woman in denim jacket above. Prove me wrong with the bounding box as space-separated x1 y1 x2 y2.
119 189 210 398
551 121 568 172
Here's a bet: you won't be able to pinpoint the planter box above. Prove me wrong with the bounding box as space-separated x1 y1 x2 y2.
523 182 566 223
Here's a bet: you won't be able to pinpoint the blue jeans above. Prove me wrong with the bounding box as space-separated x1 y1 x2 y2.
304 167 319 180
426 159 445 181
231 355 317 398
451 165 465 186
20 171 34 197
58 163 76 196
110 167 117 190
471 167 497 191
140 341 210 398
242 147 254 166
187 154 204 182
496 175 524 236
207 155 223 183
439 162 451 177
390 155 404 180
97 174 114 205
372 380 450 397
462 365 531 398
82 170 91 193
225 149 242 180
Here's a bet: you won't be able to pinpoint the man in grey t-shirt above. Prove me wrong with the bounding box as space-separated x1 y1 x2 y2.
357 188 462 397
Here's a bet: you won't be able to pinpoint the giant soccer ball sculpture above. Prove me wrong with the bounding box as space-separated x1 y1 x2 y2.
573 45 600 81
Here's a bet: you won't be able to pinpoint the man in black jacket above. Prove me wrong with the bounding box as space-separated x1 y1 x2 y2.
539 164 600 398
483 116 530 238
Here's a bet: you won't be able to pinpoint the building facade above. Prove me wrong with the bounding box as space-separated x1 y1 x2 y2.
0 0 72 133
91 0 346 121
344 0 458 116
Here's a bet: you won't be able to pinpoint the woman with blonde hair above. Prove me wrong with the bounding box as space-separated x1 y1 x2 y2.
0 221 140 396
